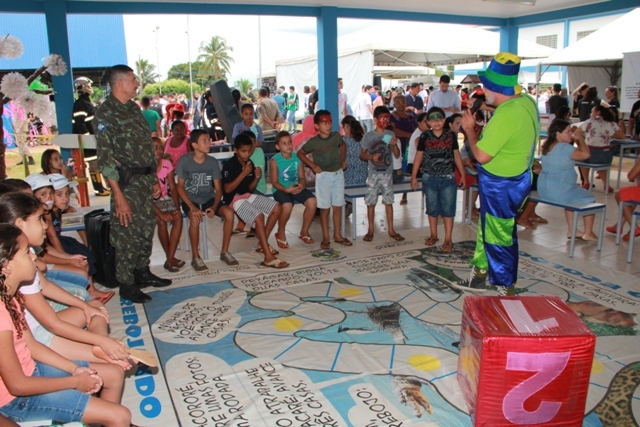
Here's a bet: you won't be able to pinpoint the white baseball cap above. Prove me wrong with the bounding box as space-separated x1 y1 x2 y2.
24 173 53 191
47 173 78 190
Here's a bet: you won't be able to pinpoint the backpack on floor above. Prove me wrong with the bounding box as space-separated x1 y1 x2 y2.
84 209 118 288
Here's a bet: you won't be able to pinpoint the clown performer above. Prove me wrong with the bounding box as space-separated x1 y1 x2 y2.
72 77 110 196
455 53 539 296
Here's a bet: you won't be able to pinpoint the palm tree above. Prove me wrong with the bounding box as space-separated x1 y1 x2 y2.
197 36 234 81
135 58 159 90
234 78 253 97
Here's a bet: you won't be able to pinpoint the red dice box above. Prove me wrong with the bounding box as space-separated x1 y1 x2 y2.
457 296 595 427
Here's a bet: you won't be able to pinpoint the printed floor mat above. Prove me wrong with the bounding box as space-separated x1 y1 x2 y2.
110 239 640 426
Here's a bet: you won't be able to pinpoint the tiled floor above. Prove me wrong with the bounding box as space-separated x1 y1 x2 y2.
83 172 640 280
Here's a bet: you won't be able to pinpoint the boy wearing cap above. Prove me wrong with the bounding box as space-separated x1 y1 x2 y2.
456 52 539 297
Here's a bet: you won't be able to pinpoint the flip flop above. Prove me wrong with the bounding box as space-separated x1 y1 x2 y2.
441 241 453 252
363 233 374 242
275 236 289 249
260 258 289 269
424 236 439 246
389 233 405 241
163 262 179 273
127 348 158 368
97 291 115 305
320 241 331 249
334 238 353 247
298 235 314 244
256 245 279 255
529 215 548 224
623 227 640 241
605 225 618 234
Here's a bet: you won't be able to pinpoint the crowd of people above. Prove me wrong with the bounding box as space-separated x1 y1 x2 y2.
0 55 639 424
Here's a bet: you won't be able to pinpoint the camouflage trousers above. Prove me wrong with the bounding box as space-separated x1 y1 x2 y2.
110 183 155 285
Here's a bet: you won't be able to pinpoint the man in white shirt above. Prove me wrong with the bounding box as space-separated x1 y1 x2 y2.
338 78 348 121
426 75 461 117
357 85 374 132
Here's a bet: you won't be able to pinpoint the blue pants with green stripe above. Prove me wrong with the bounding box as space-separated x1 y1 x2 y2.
471 164 531 287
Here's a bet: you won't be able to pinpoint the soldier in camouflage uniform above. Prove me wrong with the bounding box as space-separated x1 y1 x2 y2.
95 65 171 303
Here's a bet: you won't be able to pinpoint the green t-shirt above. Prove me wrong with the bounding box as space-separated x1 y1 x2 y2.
250 147 267 194
476 94 538 177
302 132 343 172
141 109 160 132
287 92 298 111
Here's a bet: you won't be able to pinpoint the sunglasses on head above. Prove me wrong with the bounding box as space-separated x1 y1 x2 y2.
428 114 444 120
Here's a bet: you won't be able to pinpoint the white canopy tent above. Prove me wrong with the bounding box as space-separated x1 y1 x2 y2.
277 21 556 107
540 8 640 99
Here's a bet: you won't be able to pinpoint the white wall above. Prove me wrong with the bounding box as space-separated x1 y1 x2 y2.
568 14 624 44
519 22 565 50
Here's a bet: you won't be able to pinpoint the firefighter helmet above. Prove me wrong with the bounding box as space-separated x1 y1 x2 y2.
74 77 93 93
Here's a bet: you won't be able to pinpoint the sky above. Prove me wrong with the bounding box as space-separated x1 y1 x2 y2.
123 15 375 86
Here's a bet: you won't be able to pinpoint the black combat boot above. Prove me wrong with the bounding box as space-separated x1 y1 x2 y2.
134 267 172 288
119 282 152 303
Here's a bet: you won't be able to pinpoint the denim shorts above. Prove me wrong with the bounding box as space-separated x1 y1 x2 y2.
583 149 613 165
0 361 90 423
45 270 91 302
423 173 457 217
315 170 345 209
273 188 315 206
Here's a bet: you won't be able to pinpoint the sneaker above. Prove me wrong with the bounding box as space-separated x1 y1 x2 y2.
452 266 488 292
191 257 208 272
496 285 517 297
220 251 239 266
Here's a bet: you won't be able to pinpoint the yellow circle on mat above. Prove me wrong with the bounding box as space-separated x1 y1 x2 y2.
338 288 362 297
591 360 605 375
409 354 441 371
274 317 302 331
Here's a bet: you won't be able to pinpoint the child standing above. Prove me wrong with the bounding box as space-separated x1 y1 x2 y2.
152 138 184 272
0 224 131 426
297 110 351 249
269 131 317 246
359 106 404 242
411 107 466 252
232 103 265 145
176 129 238 271
222 134 288 268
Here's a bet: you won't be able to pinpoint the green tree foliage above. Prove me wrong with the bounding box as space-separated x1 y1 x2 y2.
143 79 201 96
167 61 213 88
135 58 159 90
90 86 104 103
233 78 253 98
197 36 234 81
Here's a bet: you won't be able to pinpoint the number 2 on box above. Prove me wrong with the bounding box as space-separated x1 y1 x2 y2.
503 351 571 424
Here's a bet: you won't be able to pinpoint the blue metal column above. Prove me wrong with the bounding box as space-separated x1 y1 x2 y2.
561 19 570 87
44 0 74 136
499 20 519 54
317 6 339 129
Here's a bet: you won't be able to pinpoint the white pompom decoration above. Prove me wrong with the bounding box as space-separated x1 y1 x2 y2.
16 91 38 113
0 35 24 59
0 72 29 99
43 54 67 76
32 95 51 119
